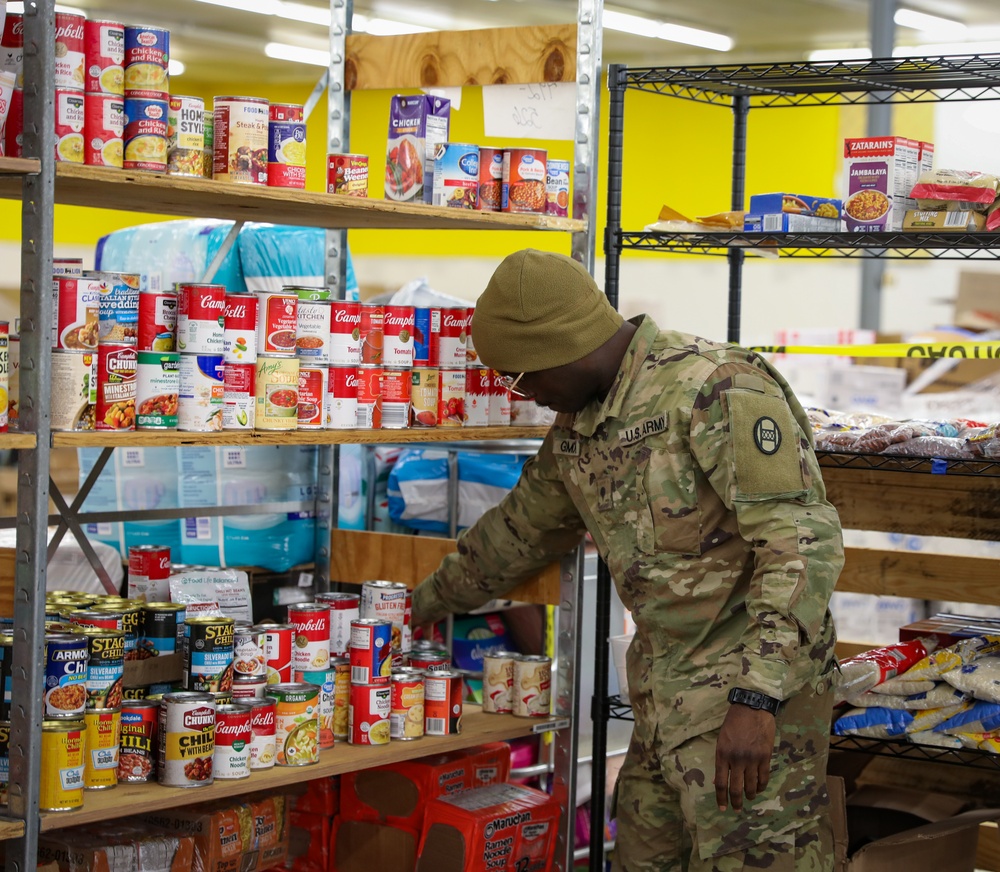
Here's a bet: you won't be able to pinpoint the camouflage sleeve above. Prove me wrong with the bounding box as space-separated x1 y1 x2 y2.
689 363 843 700
411 430 588 625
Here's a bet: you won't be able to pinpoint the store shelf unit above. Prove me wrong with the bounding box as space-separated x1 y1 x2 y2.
0 158 40 176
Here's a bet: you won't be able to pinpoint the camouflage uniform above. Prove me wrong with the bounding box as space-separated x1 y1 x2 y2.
412 315 844 870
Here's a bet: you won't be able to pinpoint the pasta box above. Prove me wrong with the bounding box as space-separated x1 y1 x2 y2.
743 213 842 233
843 136 918 232
748 192 843 219
385 94 450 204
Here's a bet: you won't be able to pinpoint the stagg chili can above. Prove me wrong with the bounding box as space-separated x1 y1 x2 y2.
92 602 140 658
410 367 439 427
135 351 180 430
490 371 511 426
177 283 225 354
348 683 391 746
424 670 463 736
158 691 216 787
40 719 85 811
233 623 266 678
84 91 124 167
178 353 224 432
255 354 299 430
44 633 89 719
123 96 167 171
359 304 384 365
356 365 382 430
140 601 185 656
167 94 205 177
329 301 362 366
83 707 121 790
327 366 358 429
214 95 269 185
118 699 158 782
383 305 415 368
327 153 368 197
288 603 331 673
297 365 328 430
223 292 258 363
465 367 492 427
84 18 125 95
269 682 320 766
436 308 468 369
222 360 255 431
122 686 150 702
54 12 85 91
438 368 465 428
315 592 359 657
263 624 294 684
332 656 350 740
390 667 425 741
256 291 298 356
360 581 408 653
512 654 552 717
267 102 306 188
381 367 411 430
296 298 332 363
183 616 235 694
123 24 169 100
477 146 504 212
128 544 172 601
349 618 392 685
213 703 252 780
78 627 125 711
233 674 268 700
137 288 177 352
481 651 517 714
246 697 276 769
296 668 335 749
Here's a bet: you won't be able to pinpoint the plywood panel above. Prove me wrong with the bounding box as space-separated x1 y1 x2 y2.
329 529 561 606
0 548 13 618
345 24 577 90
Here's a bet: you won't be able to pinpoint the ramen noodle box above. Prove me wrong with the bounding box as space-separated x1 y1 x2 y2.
436 307 468 368
424 670 463 736
183 616 235 694
255 354 300 430
40 719 85 811
413 307 438 366
489 371 511 426
257 290 298 355
123 96 167 171
383 304 415 367
224 292 258 363
381 368 411 430
135 351 179 429
438 368 465 428
83 707 120 790
177 283 225 354
213 703 252 780
327 365 358 429
481 651 517 714
52 276 99 350
545 158 571 218
360 581 408 653
84 91 124 167
263 624 295 685
328 153 368 196
233 624 266 678
158 691 216 787
118 699 158 783
1 15 24 90
296 668 335 748
167 94 205 177
95 343 136 431
464 368 491 427
54 13 85 91
178 353 224 432
349 682 391 745
54 89 85 163
844 136 914 231
223 361 255 430
138 287 177 352
356 365 382 429
270 682 321 766
214 95 269 185
477 146 503 212
246 697 276 770
127 544 171 601
432 142 479 209
84 19 124 95
49 350 96 430
94 271 140 343
390 668 425 741
512 654 551 718
45 633 89 719
350 619 392 685
410 367 439 427
296 298 332 363
297 365 328 429
268 102 306 188
503 147 548 214
288 603 331 672
332 657 350 739
330 300 362 365
202 110 214 178
123 25 168 100
385 94 450 204
359 303 384 364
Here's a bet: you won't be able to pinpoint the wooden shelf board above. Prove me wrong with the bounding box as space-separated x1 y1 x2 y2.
51 426 548 448
0 157 40 175
0 433 36 449
39 708 556 831
0 817 25 840
0 164 585 233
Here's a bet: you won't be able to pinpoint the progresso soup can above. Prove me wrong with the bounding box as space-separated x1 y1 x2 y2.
157 691 216 787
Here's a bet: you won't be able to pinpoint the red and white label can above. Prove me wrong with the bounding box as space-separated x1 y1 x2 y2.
390 668 425 741
84 92 124 167
256 291 298 356
246 697 276 770
4 86 24 158
52 276 100 351
348 683 391 746
213 704 252 780
127 544 171 600
464 367 492 427
381 368 411 430
327 153 368 197
137 289 177 352
490 371 511 426
436 307 468 369
383 305 415 368
95 343 137 431
267 102 306 189
295 299 332 364
54 13 86 92
410 368 438 427
438 368 465 428
297 365 328 429
223 293 258 364
329 301 361 366
327 365 358 429
263 624 295 685
55 89 85 163
356 365 382 430
84 19 124 95
424 670 464 736
177 284 225 355
288 603 331 672
1 15 24 90
222 362 255 430
349 619 392 686
359 304 384 366
315 592 360 657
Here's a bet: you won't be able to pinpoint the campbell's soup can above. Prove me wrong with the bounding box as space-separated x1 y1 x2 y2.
512 654 552 717
438 368 465 428
167 94 206 177
232 674 268 700
54 89 85 163
409 367 438 428
123 97 167 171
381 368 411 430
118 700 158 783
296 298 332 363
1 14 24 89
315 592 360 657
40 720 85 811
464 367 491 427
4 85 22 159
214 95 269 185
0 325 7 434
269 682 320 766
502 147 548 214
263 624 294 685
383 305 415 368
127 543 171 603
327 153 368 197
83 707 121 790
288 603 331 672
137 288 177 352
84 92 124 167
356 365 382 430
157 692 216 787
327 365 358 429
95 343 136 431
246 697 276 770
424 670 463 736
412 307 437 367
223 293 258 363
390 667 425 740
135 351 179 430
437 308 468 369
359 304 384 365
432 142 479 209
348 683 391 746
477 146 504 212
213 703 252 780
295 668 335 749
256 290 298 356
54 12 86 91
124 25 169 100
349 618 392 686
489 370 511 426
465 312 479 365
267 102 306 188
255 354 299 430
329 301 362 365
223 361 255 430
297 365 328 429
84 19 124 95
177 283 225 354
178 353 224 432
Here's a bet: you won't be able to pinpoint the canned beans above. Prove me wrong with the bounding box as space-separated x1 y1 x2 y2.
44 633 89 719
158 692 216 787
118 699 158 783
40 719 86 811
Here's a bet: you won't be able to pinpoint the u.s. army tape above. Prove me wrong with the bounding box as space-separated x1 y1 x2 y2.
749 341 1000 359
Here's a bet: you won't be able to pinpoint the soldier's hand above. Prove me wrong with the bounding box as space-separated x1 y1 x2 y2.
714 704 776 812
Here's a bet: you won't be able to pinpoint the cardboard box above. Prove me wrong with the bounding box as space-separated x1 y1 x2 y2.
286 811 330 872
824 365 908 417
289 775 340 817
844 136 916 231
902 210 987 232
954 271 1000 331
743 213 843 233
331 818 419 872
37 823 195 872
899 613 1000 646
748 192 843 218
123 653 183 688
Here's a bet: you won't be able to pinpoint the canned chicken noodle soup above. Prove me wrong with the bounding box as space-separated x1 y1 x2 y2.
269 682 320 766
288 603 330 672
349 683 391 745
213 703 252 780
246 697 277 770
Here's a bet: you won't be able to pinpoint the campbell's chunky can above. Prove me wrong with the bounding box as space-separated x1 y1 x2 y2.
214 95 269 185
288 603 330 672
263 624 295 685
124 25 169 100
137 288 177 352
436 307 468 368
95 343 136 431
359 304 384 365
327 153 368 196
84 92 124 167
327 366 358 429
223 293 258 363
177 283 225 354
223 361 255 430
410 367 438 427
127 544 171 601
356 365 381 429
123 97 167 171
465 367 492 427
315 592 359 657
438 368 465 428
267 102 306 188
297 365 328 429
348 683 391 746
54 13 86 92
383 305 415 368
329 301 362 365
135 351 179 430
54 89 85 163
381 367 411 430
256 290 298 356
157 692 216 787
84 19 125 95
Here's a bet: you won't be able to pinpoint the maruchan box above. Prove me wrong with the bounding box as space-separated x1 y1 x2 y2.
415 783 560 872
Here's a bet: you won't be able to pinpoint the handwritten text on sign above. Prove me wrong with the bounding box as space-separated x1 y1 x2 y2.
482 82 576 141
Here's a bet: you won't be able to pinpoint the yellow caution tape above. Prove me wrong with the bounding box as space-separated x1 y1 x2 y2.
749 341 1000 359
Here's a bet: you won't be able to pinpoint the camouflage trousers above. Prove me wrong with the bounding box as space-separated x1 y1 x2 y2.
610 669 835 872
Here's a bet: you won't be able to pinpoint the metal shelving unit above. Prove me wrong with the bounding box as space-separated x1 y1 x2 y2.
829 735 1000 772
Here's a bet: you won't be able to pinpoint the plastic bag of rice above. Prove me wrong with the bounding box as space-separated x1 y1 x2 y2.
940 656 1000 703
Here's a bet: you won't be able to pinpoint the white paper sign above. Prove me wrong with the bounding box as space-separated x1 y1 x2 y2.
482 82 576 141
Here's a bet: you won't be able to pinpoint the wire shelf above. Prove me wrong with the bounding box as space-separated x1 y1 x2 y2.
607 695 635 722
830 734 1000 771
816 452 1000 477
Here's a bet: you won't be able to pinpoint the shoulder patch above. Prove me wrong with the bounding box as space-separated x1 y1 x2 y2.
753 416 782 455
618 413 668 447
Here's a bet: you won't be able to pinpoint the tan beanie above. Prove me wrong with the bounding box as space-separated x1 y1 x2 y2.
471 250 624 373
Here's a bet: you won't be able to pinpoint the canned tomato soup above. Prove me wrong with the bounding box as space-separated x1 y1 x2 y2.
178 353 224 432
128 544 172 601
183 616 235 694
233 623 266 678
408 648 451 671
246 697 276 770
410 367 439 427
513 654 552 717
329 301 362 366
327 153 368 197
356 365 382 429
332 656 350 740
84 18 124 95
390 668 425 740
118 699 157 782
424 670 463 736
141 601 185 657
296 668 335 749
167 94 206 177
213 703 252 780
54 12 85 90
263 624 294 684
124 24 169 100
44 633 89 719
490 371 511 426
135 351 179 430
177 283 225 354
257 290 298 356
315 591 359 657
383 305 415 368
214 95 269 185
296 299 332 363
268 102 306 188
223 361 255 430
40 719 86 811
84 92 124 167
348 683 391 746
83 707 121 790
256 355 299 430
123 97 167 171
349 618 392 685
158 691 216 787
269 683 320 766
482 651 517 714
326 366 358 430
288 603 331 672
297 365 328 429
223 292 258 363
137 288 177 352
79 627 125 711
54 89 85 164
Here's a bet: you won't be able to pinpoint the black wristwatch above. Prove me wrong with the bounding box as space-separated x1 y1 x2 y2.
728 687 781 716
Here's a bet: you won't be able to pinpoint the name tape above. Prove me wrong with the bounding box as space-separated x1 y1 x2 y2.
750 341 1000 359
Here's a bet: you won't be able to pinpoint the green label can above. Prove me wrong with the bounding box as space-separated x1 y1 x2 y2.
136 350 180 429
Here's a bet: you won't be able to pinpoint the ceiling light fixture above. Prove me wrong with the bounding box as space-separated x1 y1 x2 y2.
265 42 331 67
807 48 873 63
894 8 967 37
895 40 1000 56
603 9 732 52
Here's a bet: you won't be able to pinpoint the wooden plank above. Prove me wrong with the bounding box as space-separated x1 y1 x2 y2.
0 548 13 619
0 433 36 450
0 157 40 175
0 817 25 841
39 707 561 831
977 822 1000 872
0 164 585 233
345 24 577 90
53 426 548 448
330 530 562 607
835 640 876 660
823 466 1000 539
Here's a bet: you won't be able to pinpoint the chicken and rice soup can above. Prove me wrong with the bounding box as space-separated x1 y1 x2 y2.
83 707 120 790
390 668 425 741
315 592 359 657
183 616 235 694
84 19 124 95
123 25 169 100
84 92 124 167
213 95 269 185
213 703 252 780
54 13 85 91
349 619 392 685
178 353 224 432
123 97 167 171
40 719 85 811
44 633 89 719
268 682 320 766
54 89 85 165
512 654 552 717
267 102 306 189
118 699 158 783
223 361 255 430
295 669 335 749
255 355 299 430
135 351 179 429
348 683 391 746
246 697 277 770
158 691 216 787
424 670 463 736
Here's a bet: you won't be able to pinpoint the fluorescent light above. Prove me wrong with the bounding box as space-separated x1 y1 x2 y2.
604 10 732 52
278 2 332 26
808 48 873 63
168 59 185 76
894 8 966 37
194 0 281 12
361 18 432 36
265 42 331 67
894 40 1000 56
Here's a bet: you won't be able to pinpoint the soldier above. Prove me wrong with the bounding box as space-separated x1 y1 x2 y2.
412 249 843 871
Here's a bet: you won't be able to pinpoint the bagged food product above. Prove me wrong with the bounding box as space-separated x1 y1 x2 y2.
911 169 1000 207
834 638 936 703
941 656 1000 702
908 729 965 749
908 702 972 732
833 706 912 739
846 684 969 711
37 823 196 871
876 635 1000 695
938 700 1000 735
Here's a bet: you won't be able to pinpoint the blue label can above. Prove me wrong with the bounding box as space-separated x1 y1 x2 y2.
44 633 90 719
124 25 169 100
432 142 479 209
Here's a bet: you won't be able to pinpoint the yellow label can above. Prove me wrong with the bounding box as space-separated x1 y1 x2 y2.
40 719 86 811
83 708 121 790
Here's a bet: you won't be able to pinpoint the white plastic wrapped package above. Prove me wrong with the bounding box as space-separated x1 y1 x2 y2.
834 638 935 703
388 277 470 308
846 684 969 711
908 730 965 749
237 223 358 299
942 657 1000 703
876 634 1000 695
833 707 913 738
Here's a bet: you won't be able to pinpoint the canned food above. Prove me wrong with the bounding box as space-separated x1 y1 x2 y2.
52 275 99 351
327 153 368 197
512 654 552 717
77 627 125 710
3 86 22 158
424 670 463 736
327 366 358 430
7 333 18 431
329 301 362 366
481 651 517 714
233 674 268 700
140 601 185 657
54 13 85 91
122 686 150 701
118 699 158 782
213 95 269 185
267 102 306 188
128 544 172 601
40 719 86 811
177 283 226 354
489 371 511 426
84 92 124 167
407 648 451 671
167 94 205 177
296 669 335 749
410 367 439 427
390 668 425 740
135 351 179 430
1 14 23 89
233 624 266 678
183 616 235 693
44 633 89 719
255 354 299 430
223 293 258 363
438 368 465 427
94 270 140 343
465 321 477 365
297 365 328 429
91 602 140 658
477 147 503 212
332 656 350 740
546 158 570 217
296 299 332 363
288 603 331 672
0 325 7 433
178 353 224 432
380 367 410 430
123 97 167 171
315 592 359 657
0 634 12 721
359 304 384 365
202 110 214 178
263 624 294 684
348 683 391 746
268 682 320 766
256 291 298 356
503 147 548 213
50 350 97 431
213 703 252 780
211 690 233 707
124 25 169 100
293 286 331 302
465 367 492 427
246 697 277 770
349 618 392 685
383 305 415 368
436 308 469 369
360 581 408 653
432 142 479 209
54 89 85 163
83 707 121 790
84 19 124 95
0 720 7 805
137 288 177 352
158 691 216 787
356 365 381 430
412 308 437 367
223 361 255 430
